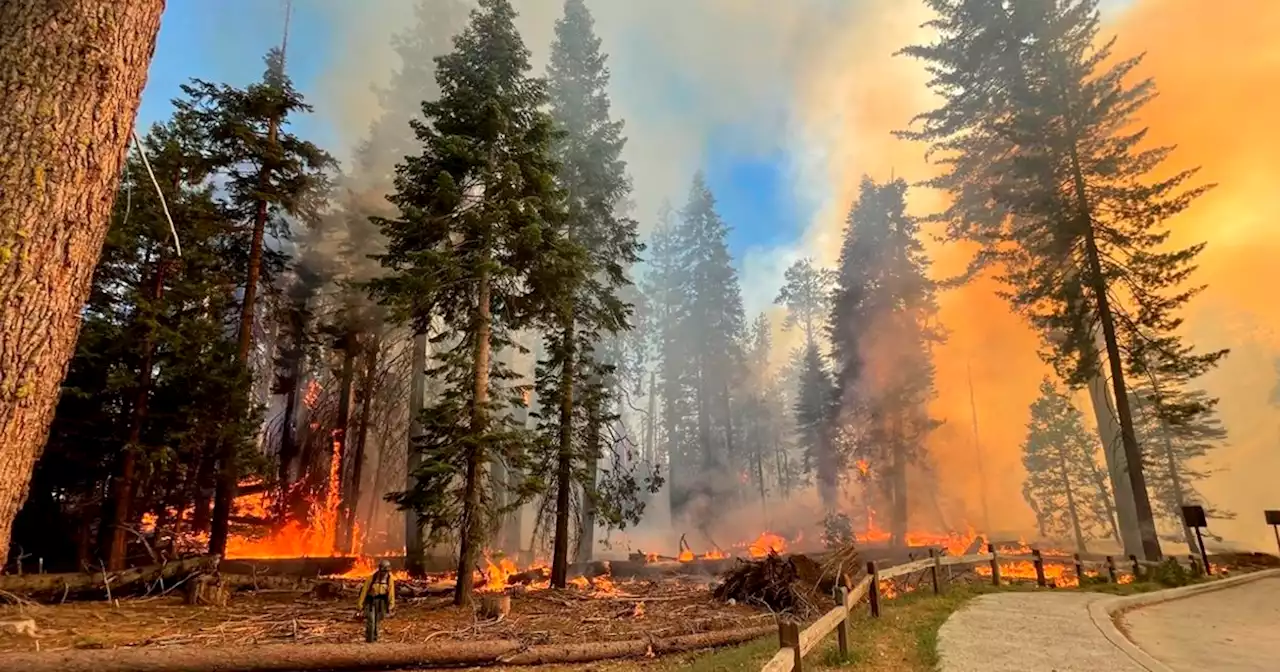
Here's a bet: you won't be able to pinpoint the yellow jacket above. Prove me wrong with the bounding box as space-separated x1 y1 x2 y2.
357 570 395 611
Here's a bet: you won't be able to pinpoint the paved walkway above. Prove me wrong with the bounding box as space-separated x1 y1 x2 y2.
938 576 1280 672
1121 576 1280 671
937 592 1145 672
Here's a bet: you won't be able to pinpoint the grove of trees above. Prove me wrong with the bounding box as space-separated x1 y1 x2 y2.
0 0 1236 578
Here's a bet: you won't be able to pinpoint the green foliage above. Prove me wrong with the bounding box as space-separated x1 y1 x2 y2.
775 258 836 347
1148 558 1192 587
821 511 854 549
1021 377 1117 549
371 0 570 597
795 341 837 506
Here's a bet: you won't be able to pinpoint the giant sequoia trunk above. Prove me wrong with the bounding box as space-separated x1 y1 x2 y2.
341 336 378 555
0 0 165 566
332 335 357 554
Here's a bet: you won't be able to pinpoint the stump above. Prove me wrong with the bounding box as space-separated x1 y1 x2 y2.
184 575 229 607
310 580 345 600
479 594 511 621
0 618 36 637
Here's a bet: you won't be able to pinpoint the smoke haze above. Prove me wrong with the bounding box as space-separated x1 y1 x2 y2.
311 0 1280 551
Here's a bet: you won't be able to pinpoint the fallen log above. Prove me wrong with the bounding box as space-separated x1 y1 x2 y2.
0 556 218 601
0 625 777 672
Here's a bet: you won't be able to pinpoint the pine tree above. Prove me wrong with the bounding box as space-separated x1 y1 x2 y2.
537 0 642 585
1021 378 1116 552
371 0 569 607
1129 377 1229 552
828 177 941 547
775 258 836 348
177 47 333 556
900 0 1225 560
0 0 164 566
673 174 747 522
794 341 838 509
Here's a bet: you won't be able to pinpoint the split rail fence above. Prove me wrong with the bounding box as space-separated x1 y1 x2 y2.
760 545 1208 672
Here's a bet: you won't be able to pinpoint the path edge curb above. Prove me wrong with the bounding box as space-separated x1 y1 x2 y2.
1087 567 1280 672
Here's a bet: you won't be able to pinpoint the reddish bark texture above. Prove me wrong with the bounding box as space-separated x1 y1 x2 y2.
0 0 166 566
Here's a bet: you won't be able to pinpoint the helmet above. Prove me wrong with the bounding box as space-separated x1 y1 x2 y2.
378 560 392 571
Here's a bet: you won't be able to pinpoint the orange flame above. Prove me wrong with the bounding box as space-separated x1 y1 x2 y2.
747 532 787 558
677 549 695 562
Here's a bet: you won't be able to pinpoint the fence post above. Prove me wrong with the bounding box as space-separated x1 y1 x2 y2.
837 586 851 658
988 543 1001 586
867 561 881 618
1106 555 1117 583
1032 549 1046 587
778 618 802 672
1129 554 1141 580
1189 555 1202 577
1073 553 1084 584
929 549 941 594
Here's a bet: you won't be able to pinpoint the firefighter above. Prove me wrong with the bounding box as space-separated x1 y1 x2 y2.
357 559 396 642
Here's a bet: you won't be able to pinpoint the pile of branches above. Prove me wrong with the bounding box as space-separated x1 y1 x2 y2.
712 553 818 617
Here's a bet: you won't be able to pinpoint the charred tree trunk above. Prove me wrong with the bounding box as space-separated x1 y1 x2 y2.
405 333 427 577
332 334 357 554
455 265 492 607
551 313 576 589
103 256 167 570
211 90 283 558
889 419 908 549
277 350 303 491
0 0 164 566
342 336 378 555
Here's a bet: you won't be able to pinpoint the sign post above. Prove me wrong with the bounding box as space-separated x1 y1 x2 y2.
1181 505 1211 576
1265 510 1280 557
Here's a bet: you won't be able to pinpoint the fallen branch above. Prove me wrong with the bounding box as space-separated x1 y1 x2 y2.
0 625 777 672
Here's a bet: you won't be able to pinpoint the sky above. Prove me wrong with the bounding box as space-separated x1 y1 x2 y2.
136 0 805 313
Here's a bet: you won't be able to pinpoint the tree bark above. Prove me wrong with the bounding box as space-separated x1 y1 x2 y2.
455 265 491 607
0 0 165 567
551 314 575 588
331 334 357 554
342 335 378 555
1055 443 1087 553
405 333 427 576
577 395 600 564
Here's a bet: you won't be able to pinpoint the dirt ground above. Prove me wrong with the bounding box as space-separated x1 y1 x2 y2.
0 577 769 654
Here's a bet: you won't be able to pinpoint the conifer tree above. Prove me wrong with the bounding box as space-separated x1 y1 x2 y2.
1021 378 1116 552
1129 377 1229 552
177 47 333 556
776 258 836 348
794 341 838 508
900 0 1225 560
538 0 642 585
828 177 941 547
371 0 569 607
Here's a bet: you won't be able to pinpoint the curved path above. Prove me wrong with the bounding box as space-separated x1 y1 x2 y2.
938 572 1280 672
1121 575 1280 671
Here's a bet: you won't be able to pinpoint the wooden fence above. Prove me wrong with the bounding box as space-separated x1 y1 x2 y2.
759 545 1206 672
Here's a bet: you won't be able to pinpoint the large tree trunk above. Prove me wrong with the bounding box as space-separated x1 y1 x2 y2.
342 336 378 555
0 0 164 566
103 255 167 570
576 396 601 564
210 98 282 558
455 266 492 607
1056 444 1088 553
405 333 427 576
332 335 357 554
551 314 576 588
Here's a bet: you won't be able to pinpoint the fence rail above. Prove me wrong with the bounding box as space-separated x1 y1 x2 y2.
758 546 1206 672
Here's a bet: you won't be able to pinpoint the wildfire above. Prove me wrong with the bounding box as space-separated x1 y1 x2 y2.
479 552 520 592
678 549 695 562
855 459 870 476
747 532 787 558
703 549 729 560
330 555 410 581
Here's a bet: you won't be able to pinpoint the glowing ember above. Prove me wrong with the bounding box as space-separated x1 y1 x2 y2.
747 532 787 558
677 549 695 562
703 549 729 560
855 459 870 476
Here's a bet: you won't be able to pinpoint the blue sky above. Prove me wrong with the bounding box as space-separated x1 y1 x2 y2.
137 1 790 271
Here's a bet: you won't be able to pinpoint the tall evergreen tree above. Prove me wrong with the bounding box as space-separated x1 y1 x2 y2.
1021 378 1117 552
828 177 941 547
900 0 1226 560
776 258 836 348
177 47 333 556
538 0 643 586
371 0 569 607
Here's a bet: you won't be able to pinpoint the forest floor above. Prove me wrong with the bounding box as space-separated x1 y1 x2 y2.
0 576 766 654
